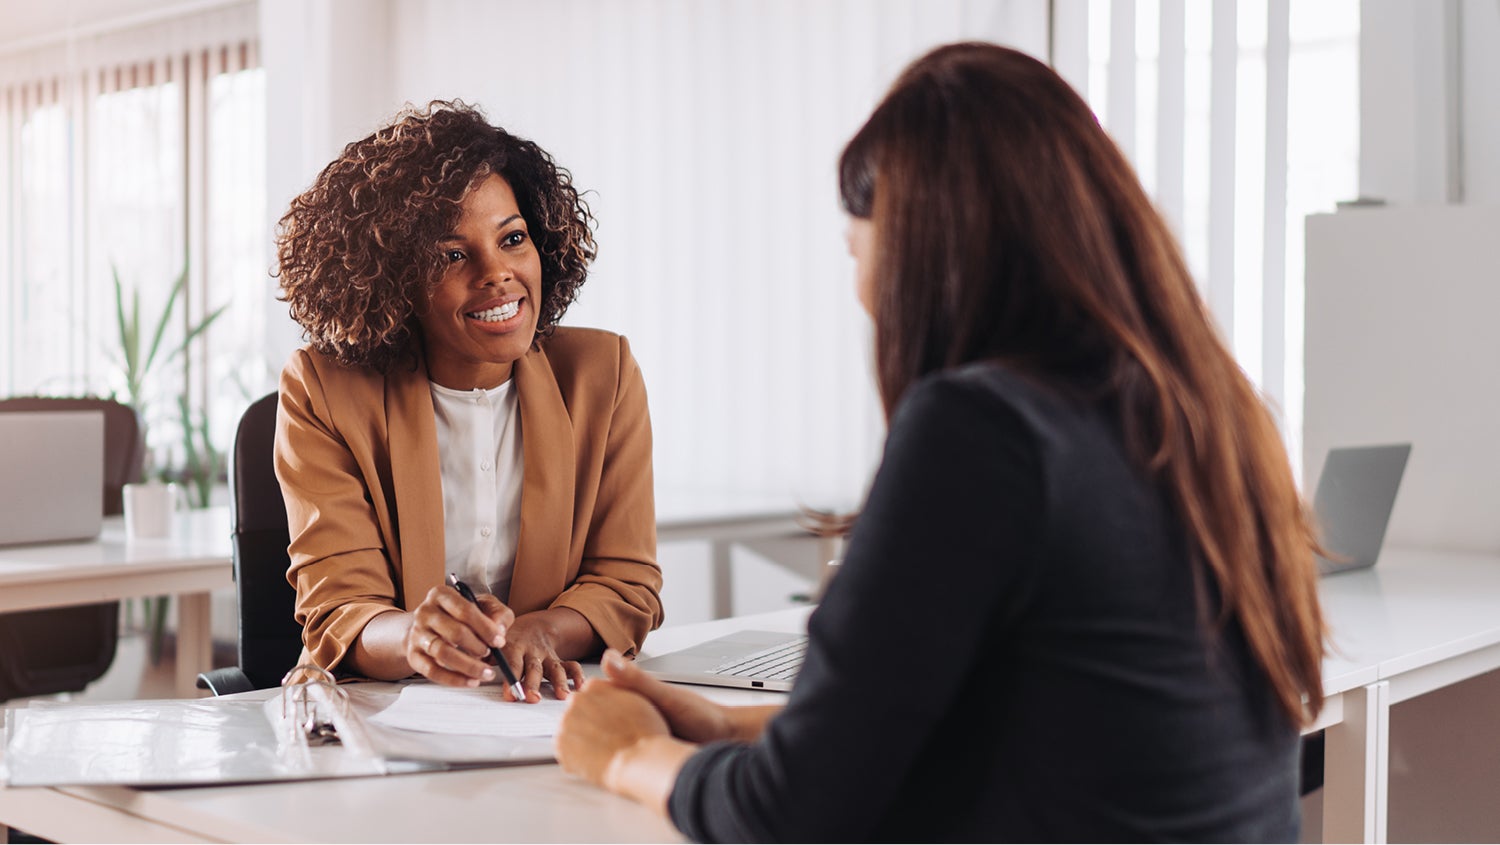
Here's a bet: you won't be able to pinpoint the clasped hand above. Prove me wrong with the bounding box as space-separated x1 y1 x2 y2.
556 650 744 797
404 585 586 701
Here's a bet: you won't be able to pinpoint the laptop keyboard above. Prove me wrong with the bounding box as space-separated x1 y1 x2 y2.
709 636 809 681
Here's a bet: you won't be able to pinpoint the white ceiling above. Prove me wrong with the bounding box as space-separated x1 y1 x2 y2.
0 0 191 49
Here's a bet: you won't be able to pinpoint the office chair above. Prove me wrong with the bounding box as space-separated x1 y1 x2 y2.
195 392 304 695
0 396 145 701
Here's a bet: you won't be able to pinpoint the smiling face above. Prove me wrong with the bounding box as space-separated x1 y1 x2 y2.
417 174 543 389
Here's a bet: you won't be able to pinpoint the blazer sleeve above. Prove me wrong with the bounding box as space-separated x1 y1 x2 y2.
549 336 664 655
276 352 403 673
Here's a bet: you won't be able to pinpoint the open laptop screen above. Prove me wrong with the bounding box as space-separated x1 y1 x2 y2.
1313 443 1411 576
0 411 105 546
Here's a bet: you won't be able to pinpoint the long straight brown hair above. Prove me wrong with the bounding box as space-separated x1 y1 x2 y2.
840 42 1324 725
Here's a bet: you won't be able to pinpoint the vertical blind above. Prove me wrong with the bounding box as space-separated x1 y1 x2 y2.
0 0 267 469
1053 0 1360 473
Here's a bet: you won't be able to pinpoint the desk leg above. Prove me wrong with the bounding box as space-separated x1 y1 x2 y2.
175 591 212 698
1324 680 1390 844
711 541 733 620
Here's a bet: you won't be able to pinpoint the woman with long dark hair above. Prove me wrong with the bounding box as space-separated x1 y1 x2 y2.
556 43 1324 841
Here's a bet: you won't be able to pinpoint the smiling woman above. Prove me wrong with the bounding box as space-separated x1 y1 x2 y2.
272 101 663 703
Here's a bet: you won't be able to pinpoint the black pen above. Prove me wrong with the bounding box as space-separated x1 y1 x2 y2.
446 573 527 702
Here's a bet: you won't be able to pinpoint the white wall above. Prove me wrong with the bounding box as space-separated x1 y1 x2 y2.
1303 206 1500 553
259 0 404 362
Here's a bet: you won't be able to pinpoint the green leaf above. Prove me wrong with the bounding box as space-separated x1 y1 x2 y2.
108 262 232 479
163 301 230 366
129 286 144 405
141 267 186 382
112 265 132 380
112 263 147 410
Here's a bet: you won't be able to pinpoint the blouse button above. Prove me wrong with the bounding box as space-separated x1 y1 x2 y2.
480 460 492 471
480 526 492 538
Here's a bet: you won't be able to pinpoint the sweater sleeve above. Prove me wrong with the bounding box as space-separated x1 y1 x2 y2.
667 374 1049 842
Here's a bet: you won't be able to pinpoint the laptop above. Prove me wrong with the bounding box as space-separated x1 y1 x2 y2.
0 411 105 546
636 629 807 692
1313 443 1411 576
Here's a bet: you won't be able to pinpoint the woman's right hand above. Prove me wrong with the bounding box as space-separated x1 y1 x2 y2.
405 585 515 687
597 649 739 743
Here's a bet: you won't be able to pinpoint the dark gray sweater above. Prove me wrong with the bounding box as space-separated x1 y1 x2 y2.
668 363 1300 842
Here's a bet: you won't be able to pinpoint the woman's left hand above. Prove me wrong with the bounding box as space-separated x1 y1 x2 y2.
500 610 590 702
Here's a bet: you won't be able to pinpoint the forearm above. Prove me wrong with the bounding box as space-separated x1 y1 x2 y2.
605 735 699 818
722 704 783 743
346 609 416 680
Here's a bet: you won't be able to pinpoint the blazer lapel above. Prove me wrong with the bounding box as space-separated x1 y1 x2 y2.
509 345 576 614
386 357 446 609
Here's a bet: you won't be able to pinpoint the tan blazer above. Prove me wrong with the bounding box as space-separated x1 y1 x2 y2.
275 327 663 674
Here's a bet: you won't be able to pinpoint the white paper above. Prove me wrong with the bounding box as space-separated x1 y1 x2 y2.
368 683 567 738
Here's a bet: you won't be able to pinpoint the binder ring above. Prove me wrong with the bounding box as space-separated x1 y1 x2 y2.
279 663 349 749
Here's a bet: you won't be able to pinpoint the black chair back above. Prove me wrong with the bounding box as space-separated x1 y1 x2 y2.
228 392 303 690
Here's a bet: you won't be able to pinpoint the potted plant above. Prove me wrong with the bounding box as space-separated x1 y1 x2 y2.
110 263 228 661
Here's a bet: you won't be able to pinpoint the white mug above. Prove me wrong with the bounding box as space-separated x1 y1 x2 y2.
123 481 185 540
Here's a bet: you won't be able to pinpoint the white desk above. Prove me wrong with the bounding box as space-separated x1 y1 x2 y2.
0 608 806 844
656 490 814 618
1312 547 1500 843
0 508 234 698
6 549 1500 843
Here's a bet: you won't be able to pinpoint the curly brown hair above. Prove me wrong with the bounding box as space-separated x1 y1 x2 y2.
276 100 596 372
